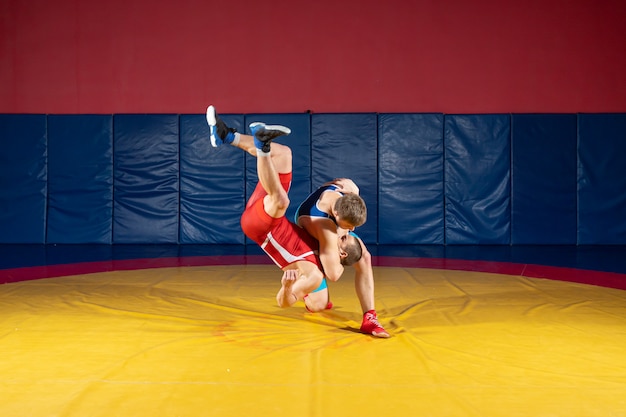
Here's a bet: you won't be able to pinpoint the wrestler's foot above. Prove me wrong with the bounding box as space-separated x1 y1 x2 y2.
360 310 390 338
249 122 291 153
206 105 237 147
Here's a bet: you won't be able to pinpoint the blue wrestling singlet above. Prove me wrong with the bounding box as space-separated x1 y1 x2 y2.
294 184 343 223
295 184 362 293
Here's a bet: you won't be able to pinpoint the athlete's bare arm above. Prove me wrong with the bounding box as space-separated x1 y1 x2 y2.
297 216 344 282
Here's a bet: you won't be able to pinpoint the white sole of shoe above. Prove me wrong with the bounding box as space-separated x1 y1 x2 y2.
206 105 218 147
249 122 291 135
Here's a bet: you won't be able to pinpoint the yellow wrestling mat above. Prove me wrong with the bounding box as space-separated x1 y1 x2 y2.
1 265 626 416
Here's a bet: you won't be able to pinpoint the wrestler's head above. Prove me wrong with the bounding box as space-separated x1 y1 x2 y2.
333 194 367 230
338 230 363 266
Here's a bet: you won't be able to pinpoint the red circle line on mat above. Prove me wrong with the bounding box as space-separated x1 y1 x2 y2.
1 256 625 291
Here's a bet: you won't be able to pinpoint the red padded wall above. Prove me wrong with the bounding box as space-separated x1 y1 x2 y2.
1 0 625 114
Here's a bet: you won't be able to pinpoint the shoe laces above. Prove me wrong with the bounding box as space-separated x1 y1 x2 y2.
365 312 383 329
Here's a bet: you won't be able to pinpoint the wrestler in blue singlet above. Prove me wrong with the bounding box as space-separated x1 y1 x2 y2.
295 184 359 293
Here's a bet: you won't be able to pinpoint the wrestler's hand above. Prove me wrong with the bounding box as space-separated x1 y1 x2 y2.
281 269 299 286
322 178 360 194
277 269 299 308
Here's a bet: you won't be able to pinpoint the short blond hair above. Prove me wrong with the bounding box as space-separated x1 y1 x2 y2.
334 194 367 227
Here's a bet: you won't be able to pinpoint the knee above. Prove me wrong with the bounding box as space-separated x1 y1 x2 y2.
304 294 329 313
272 193 290 212
305 302 326 313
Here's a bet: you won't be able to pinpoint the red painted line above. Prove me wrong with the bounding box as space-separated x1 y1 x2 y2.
522 264 626 290
373 257 626 291
0 256 624 291
373 257 528 275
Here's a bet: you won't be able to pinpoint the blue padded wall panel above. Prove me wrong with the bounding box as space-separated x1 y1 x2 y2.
445 114 511 244
244 114 312 243
47 115 113 243
378 113 444 244
578 113 626 244
113 115 179 243
511 114 577 244
0 115 47 243
180 114 245 244
311 114 378 244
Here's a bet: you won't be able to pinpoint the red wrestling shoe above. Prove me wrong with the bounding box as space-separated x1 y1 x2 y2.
360 310 390 338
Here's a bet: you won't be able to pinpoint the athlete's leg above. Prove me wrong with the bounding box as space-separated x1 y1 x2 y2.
233 133 292 173
303 286 332 312
354 248 375 312
207 104 292 217
206 104 292 173
249 123 292 219
353 237 390 338
277 262 325 308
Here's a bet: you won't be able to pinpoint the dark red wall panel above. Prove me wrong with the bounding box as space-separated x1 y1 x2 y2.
1 0 625 114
